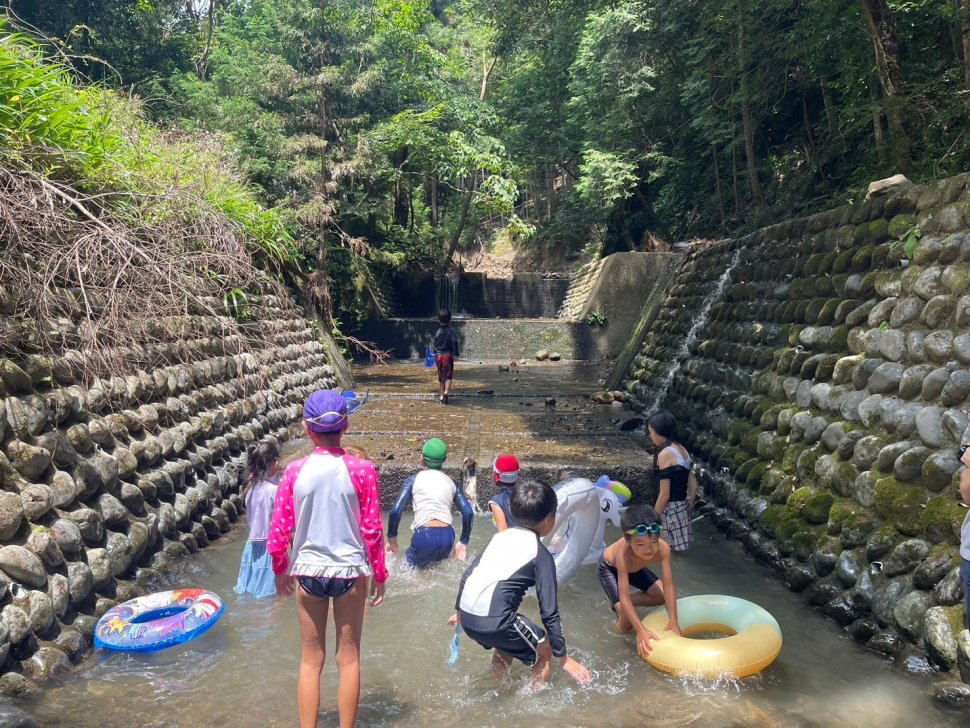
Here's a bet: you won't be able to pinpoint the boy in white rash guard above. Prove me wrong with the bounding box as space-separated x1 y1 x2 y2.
448 480 591 688
387 438 474 567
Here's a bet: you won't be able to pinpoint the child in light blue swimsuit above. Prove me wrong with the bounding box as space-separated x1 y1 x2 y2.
234 440 280 599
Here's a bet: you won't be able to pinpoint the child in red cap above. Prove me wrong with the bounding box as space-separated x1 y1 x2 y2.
488 454 519 531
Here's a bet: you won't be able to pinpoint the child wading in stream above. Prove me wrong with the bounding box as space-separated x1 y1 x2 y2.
234 440 281 599
432 308 460 404
267 389 386 728
647 410 698 551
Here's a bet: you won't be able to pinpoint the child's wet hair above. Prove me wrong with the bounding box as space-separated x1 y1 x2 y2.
621 503 660 534
247 440 280 479
646 410 678 441
510 479 557 527
437 308 452 325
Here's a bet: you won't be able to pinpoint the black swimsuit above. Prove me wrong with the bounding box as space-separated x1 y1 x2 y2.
597 556 659 611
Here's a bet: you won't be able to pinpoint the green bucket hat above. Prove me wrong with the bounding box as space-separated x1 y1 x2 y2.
422 438 448 468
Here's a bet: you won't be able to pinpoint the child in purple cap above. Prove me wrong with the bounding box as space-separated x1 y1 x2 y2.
267 389 386 728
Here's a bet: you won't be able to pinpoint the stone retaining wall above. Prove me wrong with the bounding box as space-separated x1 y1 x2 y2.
620 173 970 680
0 294 338 687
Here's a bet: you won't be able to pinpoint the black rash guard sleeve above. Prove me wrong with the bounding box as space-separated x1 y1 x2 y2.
454 487 474 544
534 543 567 658
386 475 415 540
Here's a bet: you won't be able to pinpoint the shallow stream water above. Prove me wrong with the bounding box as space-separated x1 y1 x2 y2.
17 515 965 727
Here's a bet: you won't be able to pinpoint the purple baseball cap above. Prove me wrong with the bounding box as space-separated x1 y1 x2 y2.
303 389 349 433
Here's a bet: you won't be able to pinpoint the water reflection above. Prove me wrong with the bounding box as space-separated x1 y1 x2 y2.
17 518 967 727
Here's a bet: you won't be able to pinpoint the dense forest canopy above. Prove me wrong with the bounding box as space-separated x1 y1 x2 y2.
3 0 969 334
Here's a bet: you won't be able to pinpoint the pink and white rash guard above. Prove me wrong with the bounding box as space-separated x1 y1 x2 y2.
267 447 387 583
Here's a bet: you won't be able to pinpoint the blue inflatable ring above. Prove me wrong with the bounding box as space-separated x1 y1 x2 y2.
94 588 225 652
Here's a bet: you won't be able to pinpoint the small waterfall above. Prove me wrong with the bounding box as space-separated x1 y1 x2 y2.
434 275 460 314
639 249 742 416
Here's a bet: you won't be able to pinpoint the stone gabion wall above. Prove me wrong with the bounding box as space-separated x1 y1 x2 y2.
559 259 606 321
623 173 970 679
0 294 337 686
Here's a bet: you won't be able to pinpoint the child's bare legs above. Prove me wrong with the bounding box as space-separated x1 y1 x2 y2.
489 649 514 680
295 580 366 728
529 640 553 689
613 582 665 633
296 589 330 728
332 579 366 728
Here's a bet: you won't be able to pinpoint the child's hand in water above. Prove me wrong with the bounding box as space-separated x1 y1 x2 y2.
635 627 659 657
386 539 398 554
453 543 467 561
275 574 294 597
447 613 459 626
560 656 591 683
370 579 385 607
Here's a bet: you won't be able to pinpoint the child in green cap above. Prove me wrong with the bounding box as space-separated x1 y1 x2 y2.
387 438 474 567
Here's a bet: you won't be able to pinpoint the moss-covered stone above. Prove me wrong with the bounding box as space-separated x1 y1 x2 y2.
736 457 761 483
827 325 850 353
759 503 787 537
941 605 966 637
741 428 762 454
919 495 964 546
796 445 824 482
831 273 850 297
873 475 926 536
803 490 835 524
782 443 808 473
888 213 918 239
815 299 839 326
804 298 827 324
815 276 835 297
746 462 769 491
792 529 820 562
804 253 828 276
833 249 855 274
869 218 890 243
788 324 807 345
727 419 751 445
851 245 874 273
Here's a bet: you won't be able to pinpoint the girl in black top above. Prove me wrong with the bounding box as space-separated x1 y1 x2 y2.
647 410 697 551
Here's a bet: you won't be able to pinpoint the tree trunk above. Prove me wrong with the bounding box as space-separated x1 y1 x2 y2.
737 11 767 211
961 0 970 92
392 148 410 227
195 0 218 80
870 79 889 169
731 140 742 218
858 0 912 172
712 144 726 225
819 76 839 138
430 176 438 227
801 96 816 164
446 178 474 262
480 54 497 101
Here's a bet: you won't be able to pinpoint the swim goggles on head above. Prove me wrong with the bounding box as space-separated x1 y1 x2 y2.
626 523 663 536
304 410 348 427
960 443 969 460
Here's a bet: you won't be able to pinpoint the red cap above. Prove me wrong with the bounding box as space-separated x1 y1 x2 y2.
493 454 519 484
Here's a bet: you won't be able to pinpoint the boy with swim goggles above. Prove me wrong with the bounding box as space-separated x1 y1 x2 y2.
598 503 681 657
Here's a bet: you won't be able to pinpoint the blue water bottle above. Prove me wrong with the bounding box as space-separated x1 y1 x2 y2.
424 344 435 368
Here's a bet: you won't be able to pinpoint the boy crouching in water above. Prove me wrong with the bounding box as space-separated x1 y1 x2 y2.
599 503 681 657
449 480 591 687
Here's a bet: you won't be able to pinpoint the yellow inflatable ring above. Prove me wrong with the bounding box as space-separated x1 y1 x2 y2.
641 594 782 678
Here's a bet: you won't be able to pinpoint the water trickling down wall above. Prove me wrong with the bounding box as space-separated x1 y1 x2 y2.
622 173 970 679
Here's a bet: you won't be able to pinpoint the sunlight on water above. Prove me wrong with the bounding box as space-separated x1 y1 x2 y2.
18 516 967 728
